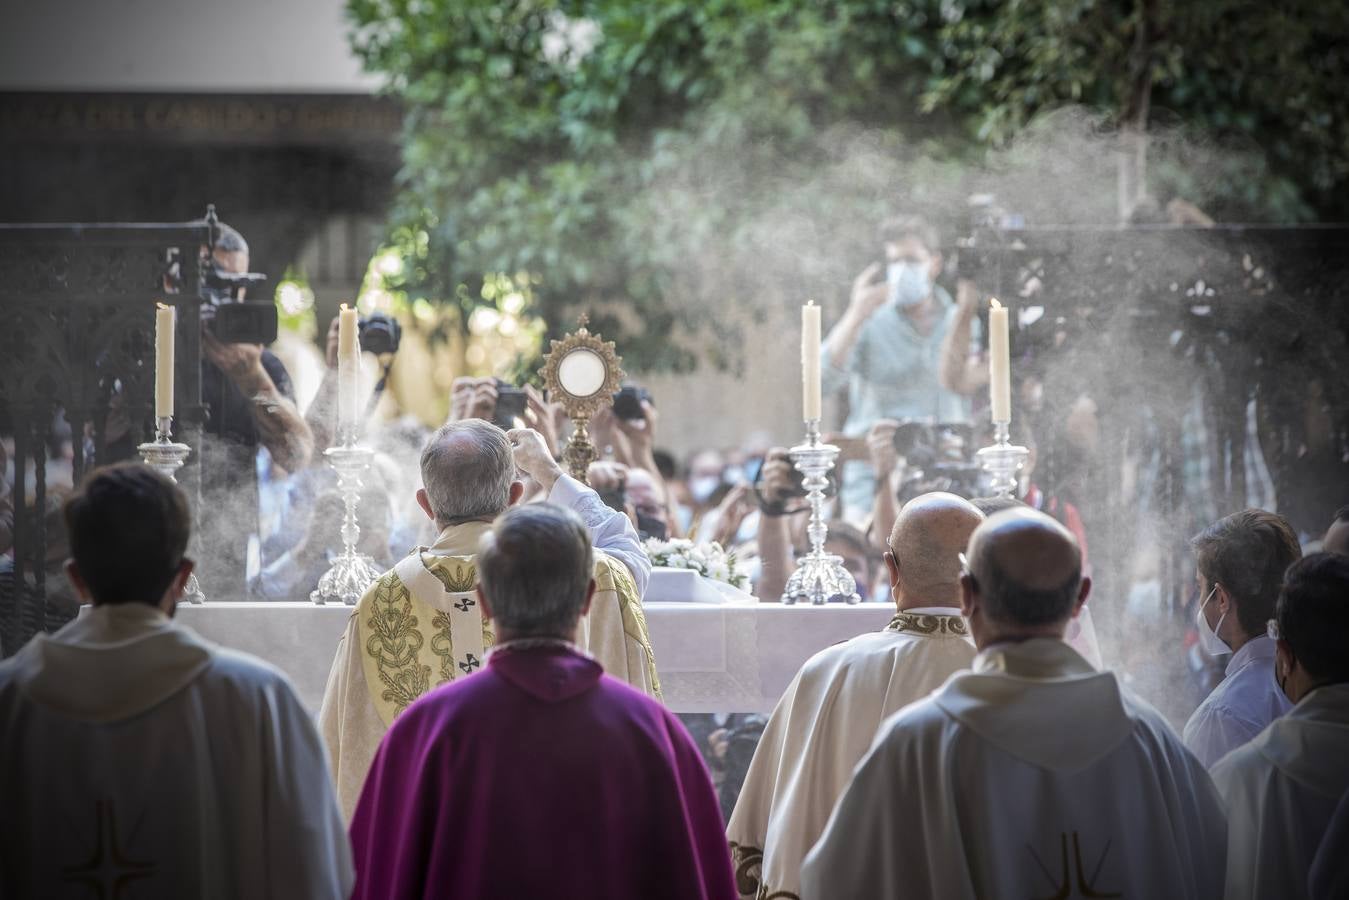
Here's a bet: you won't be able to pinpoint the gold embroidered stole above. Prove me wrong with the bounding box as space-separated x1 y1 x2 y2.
357 551 493 728
884 611 968 637
594 550 662 700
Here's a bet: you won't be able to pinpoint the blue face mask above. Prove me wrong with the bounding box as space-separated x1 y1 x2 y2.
887 261 932 308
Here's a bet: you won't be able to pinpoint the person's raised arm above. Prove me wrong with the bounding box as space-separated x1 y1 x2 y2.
938 278 988 396
203 334 314 471
822 263 888 381
755 448 805 602
508 427 651 597
865 419 901 550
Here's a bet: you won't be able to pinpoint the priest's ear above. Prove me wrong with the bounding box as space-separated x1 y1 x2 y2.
883 550 901 592
416 488 435 522
581 578 596 617
64 559 91 604
1071 575 1092 619
162 559 195 609
508 480 526 506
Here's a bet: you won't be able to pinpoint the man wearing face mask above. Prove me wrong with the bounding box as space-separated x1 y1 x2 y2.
822 215 982 521
1183 508 1302 768
1209 553 1349 900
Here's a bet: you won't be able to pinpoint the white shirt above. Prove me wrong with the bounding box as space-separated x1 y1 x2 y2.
1183 634 1292 768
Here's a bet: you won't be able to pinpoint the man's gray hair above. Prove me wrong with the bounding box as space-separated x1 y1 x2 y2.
420 419 516 525
478 503 593 637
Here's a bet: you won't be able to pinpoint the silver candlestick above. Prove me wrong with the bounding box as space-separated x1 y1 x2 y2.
311 434 382 605
138 416 205 604
976 419 1030 499
781 419 861 605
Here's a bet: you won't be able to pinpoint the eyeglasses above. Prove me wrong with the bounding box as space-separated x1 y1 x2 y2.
1266 619 1281 641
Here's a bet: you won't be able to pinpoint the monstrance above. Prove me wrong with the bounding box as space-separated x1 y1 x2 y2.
539 316 624 484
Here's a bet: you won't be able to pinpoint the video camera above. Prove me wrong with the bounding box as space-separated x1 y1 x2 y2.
200 264 276 345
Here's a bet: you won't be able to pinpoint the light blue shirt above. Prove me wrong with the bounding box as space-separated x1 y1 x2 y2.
1183 635 1292 768
822 285 976 516
549 473 651 600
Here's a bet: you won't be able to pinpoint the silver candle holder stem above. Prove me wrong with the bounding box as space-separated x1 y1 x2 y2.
138 417 205 604
976 419 1030 499
310 436 382 605
781 419 861 605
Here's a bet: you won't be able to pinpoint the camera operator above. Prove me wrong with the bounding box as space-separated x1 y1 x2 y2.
191 224 312 597
200 224 313 474
821 215 983 521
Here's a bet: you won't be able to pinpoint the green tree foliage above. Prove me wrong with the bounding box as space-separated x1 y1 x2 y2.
347 0 1349 371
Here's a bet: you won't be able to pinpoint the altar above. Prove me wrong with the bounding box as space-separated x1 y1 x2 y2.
176 600 896 714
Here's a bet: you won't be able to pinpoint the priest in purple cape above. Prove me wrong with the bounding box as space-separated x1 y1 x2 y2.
349 502 737 900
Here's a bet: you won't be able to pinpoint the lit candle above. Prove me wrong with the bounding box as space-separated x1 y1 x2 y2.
155 302 175 419
337 304 360 432
802 301 822 422
988 298 1011 422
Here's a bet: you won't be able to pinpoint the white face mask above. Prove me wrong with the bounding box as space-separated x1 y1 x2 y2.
887 261 932 308
688 475 720 504
1195 585 1229 656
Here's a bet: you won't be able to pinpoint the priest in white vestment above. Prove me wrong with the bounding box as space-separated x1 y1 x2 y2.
319 422 658 818
726 492 983 900
1184 509 1301 767
803 507 1227 899
1210 552 1349 900
0 464 352 899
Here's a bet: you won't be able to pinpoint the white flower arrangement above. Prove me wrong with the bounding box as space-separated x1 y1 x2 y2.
643 537 749 591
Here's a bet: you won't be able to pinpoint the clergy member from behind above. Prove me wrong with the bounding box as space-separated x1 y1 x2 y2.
1210 552 1349 900
802 507 1227 899
349 503 736 900
319 421 659 820
1184 509 1301 767
0 463 352 899
726 492 982 900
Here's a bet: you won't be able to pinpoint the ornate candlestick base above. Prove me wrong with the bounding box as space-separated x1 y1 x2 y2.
138 417 204 603
781 420 861 605
311 441 382 606
976 419 1030 499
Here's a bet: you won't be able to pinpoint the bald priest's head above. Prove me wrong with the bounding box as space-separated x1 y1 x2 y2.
959 507 1091 650
883 492 984 611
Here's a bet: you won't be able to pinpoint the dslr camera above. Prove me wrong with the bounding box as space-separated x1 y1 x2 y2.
611 385 653 421
358 311 402 355
891 420 984 500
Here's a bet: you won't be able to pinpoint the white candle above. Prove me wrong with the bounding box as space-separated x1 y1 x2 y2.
989 298 1011 422
155 303 175 418
337 304 360 431
802 301 822 422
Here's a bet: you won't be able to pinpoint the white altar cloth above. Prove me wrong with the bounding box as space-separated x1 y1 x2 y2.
174 601 896 713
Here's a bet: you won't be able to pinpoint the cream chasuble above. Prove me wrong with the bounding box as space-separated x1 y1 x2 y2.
0 604 352 899
802 639 1227 900
726 609 975 900
1210 683 1349 900
319 520 659 820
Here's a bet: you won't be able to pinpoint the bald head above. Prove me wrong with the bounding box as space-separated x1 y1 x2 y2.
967 508 1083 627
886 492 984 606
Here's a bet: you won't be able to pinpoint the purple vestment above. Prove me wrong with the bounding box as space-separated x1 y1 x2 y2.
349 644 737 900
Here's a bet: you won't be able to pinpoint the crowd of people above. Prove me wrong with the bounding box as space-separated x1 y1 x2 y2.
1 213 1347 897
0 427 1346 897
